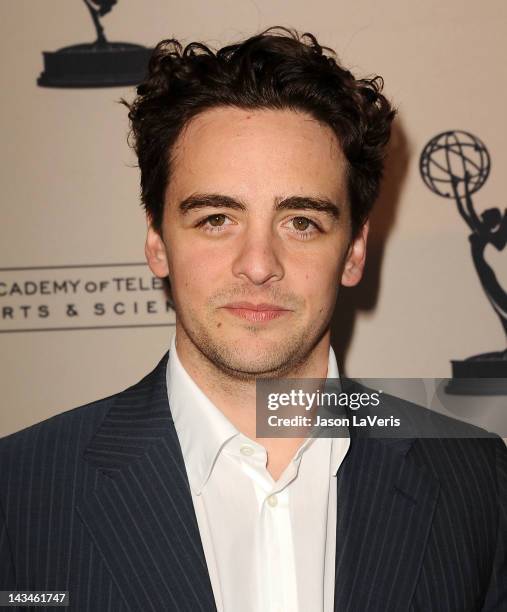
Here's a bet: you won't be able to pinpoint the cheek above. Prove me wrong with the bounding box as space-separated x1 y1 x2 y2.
294 240 345 283
169 242 225 294
293 259 340 311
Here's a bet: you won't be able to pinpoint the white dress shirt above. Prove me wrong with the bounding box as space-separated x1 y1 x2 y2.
166 335 350 612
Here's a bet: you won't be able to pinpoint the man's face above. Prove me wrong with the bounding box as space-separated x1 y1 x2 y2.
146 107 368 378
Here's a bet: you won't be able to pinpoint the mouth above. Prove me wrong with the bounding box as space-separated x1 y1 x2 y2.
221 302 292 323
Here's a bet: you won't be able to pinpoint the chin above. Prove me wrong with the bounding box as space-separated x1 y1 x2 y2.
179 311 323 377
203 337 309 379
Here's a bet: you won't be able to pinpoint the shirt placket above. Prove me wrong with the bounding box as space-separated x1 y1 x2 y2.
228 436 301 612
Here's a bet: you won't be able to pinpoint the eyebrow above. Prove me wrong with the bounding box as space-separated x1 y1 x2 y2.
178 193 341 220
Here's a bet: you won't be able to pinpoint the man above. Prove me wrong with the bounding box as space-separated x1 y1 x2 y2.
0 27 505 612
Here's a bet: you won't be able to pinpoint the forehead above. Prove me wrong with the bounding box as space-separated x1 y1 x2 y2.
167 106 347 205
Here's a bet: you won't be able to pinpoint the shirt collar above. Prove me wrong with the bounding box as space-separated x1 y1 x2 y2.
167 334 238 494
166 335 343 493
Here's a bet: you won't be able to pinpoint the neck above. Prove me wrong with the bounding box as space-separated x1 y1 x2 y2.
174 323 331 478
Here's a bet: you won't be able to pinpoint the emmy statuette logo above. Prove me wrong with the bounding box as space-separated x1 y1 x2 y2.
420 130 507 394
37 0 152 88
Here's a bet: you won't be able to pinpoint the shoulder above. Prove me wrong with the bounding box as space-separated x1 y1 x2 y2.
343 377 506 492
382 386 507 485
410 435 506 484
0 352 170 486
0 393 116 483
0 393 120 525
0 353 170 537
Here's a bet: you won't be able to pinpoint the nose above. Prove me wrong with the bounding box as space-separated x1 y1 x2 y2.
231 226 284 286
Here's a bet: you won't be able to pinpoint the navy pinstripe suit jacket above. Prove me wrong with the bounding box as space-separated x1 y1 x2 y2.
1 352 506 611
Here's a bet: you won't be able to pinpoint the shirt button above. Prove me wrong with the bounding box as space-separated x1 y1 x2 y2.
267 494 278 507
240 444 254 457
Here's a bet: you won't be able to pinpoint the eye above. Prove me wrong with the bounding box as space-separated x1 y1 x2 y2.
286 216 321 239
197 213 233 233
207 214 227 227
292 217 311 231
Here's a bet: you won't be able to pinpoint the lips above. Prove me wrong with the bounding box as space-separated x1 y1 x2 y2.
221 302 291 322
223 302 288 311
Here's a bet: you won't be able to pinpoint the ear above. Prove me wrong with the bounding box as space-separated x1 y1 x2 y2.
340 220 369 287
145 218 169 278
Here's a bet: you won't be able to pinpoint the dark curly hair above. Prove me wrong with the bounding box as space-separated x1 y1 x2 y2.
123 27 395 238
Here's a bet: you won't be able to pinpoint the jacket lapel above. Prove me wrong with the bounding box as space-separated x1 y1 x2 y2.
76 353 217 612
75 353 440 611
334 432 440 611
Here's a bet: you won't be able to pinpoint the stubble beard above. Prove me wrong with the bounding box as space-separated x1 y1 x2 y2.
176 303 332 382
